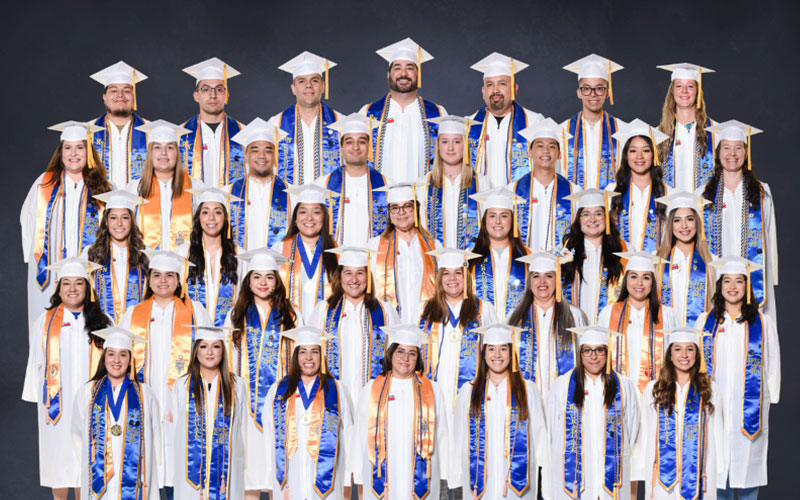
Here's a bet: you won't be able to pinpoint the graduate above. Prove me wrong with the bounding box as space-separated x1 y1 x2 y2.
638 327 721 500
270 51 343 185
415 248 498 414
71 327 161 500
179 57 245 188
693 256 780 499
274 184 339 324
360 37 447 182
353 324 449 500
656 63 717 191
368 181 440 322
169 326 247 500
560 54 626 190
560 188 626 323
598 251 680 393
468 187 530 322
655 191 715 327
264 326 354 500
316 113 389 246
308 247 399 406
507 251 587 397
451 324 548 499
511 118 578 251
178 187 242 327
545 326 640 500
89 61 149 187
608 119 671 253
21 120 111 328
125 119 203 251
225 247 298 499
698 120 778 326
86 190 148 324
22 257 112 500
418 115 488 250
468 52 545 187
228 118 290 251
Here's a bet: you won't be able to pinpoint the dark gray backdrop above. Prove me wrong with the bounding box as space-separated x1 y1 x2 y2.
2 0 797 497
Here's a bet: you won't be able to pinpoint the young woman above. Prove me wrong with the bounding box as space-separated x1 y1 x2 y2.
308 247 399 406
71 327 161 500
655 191 715 327
468 187 530 322
560 188 626 323
656 63 716 191
265 326 354 500
507 251 587 397
415 248 497 414
178 187 242 327
608 119 671 253
699 120 778 326
170 326 247 499
124 119 201 251
21 121 111 327
22 257 112 500
419 115 488 249
639 327 721 500
275 184 339 324
226 247 298 499
546 327 640 500
86 190 148 324
693 256 780 499
353 325 449 500
368 182 440 322
451 324 547 499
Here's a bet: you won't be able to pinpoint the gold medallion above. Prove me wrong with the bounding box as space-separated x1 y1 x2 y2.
111 424 122 437
449 331 459 342
302 413 311 425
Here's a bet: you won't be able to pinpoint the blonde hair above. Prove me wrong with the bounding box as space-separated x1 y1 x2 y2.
431 138 473 190
138 142 186 199
657 80 710 163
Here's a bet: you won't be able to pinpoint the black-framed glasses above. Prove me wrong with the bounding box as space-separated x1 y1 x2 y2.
198 85 226 95
389 203 415 214
578 86 608 96
580 347 607 357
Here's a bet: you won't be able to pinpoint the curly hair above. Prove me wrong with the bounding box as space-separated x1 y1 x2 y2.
230 270 297 349
48 278 112 349
651 343 714 415
186 203 238 285
86 208 148 269
710 276 759 325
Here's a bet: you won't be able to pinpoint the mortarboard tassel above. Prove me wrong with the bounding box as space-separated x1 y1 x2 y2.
327 194 335 236
366 262 372 295
89 268 96 302
412 184 419 228
649 128 661 167
510 58 516 101
562 128 568 174
746 263 752 305
324 59 330 100
463 264 468 300
464 121 471 168
417 46 422 89
513 200 520 238
511 330 519 373
86 130 96 169
607 61 614 106
747 127 752 171
181 261 188 300
697 68 703 110
132 69 138 111
368 117 374 163
699 336 708 374
223 64 229 105
604 193 611 235
556 258 562 302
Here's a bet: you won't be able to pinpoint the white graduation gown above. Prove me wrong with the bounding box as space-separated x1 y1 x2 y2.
558 116 627 190
71 381 162 499
417 171 489 249
315 170 377 247
270 238 324 325
573 238 607 324
451 378 548 499
605 181 673 252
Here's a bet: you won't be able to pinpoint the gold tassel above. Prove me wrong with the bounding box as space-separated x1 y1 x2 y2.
510 58 515 101
368 117 374 163
463 264 468 300
697 68 703 110
649 128 660 167
226 194 232 240
412 185 419 228
464 121 470 168
604 193 611 235
366 263 372 295
181 261 188 299
132 69 138 111
513 200 520 238
699 336 708 374
89 269 96 302
327 195 334 235
606 332 613 374
746 263 751 304
556 259 562 302
561 128 567 174
324 59 330 100
607 61 614 106
86 130 96 169
747 127 752 171
512 335 519 372
223 64 229 105
417 46 422 89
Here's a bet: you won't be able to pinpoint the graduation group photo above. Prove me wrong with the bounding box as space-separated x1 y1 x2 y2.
4 1 797 499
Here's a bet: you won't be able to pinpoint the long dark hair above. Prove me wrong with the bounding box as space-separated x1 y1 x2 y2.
701 144 762 207
279 344 333 401
469 211 528 270
468 343 529 421
571 348 618 408
420 268 480 327
87 208 149 269
611 135 667 219
230 270 297 349
507 276 578 351
187 340 235 417
615 271 662 323
283 203 338 282
142 269 184 300
561 207 624 286
652 343 714 415
186 203 238 285
90 347 134 381
48 278 112 348
326 266 379 311
380 343 424 375
710 276 759 325
43 140 111 197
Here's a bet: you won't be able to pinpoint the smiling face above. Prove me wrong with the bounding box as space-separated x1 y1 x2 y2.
718 140 746 172
671 207 697 245
672 79 698 110
484 343 511 375
485 208 512 241
193 79 226 116
246 141 275 178
106 208 133 244
437 134 464 167
578 206 606 238
530 270 556 302
196 340 224 371
341 134 369 166
340 266 367 300
295 203 325 238
198 202 225 238
105 347 131 380
149 270 179 298
61 140 88 175
102 84 134 117
721 274 746 305
580 344 607 377
387 61 418 93
296 345 321 377
670 342 697 375
625 136 654 176
529 138 560 170
391 344 419 379
626 271 653 303
388 200 415 232
576 78 608 113
482 75 515 115
441 267 465 300
291 73 324 107
248 270 276 301
59 277 86 311
150 142 178 174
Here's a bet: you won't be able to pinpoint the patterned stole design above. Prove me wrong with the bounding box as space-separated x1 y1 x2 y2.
616 180 664 253
228 175 289 249
325 167 388 244
375 231 437 316
92 113 148 183
514 172 574 249
276 103 341 184
608 299 664 392
324 299 388 386
424 173 481 250
179 115 245 186
137 170 193 250
663 118 715 189
565 110 619 189
280 236 332 314
660 245 709 327
473 246 529 318
94 253 145 324
467 102 531 183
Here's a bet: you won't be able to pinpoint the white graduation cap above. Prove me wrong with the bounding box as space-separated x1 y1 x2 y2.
471 52 529 78
93 190 147 211
428 115 479 136
518 117 572 145
230 117 288 147
374 181 417 204
568 326 622 347
469 187 524 211
426 248 481 269
376 37 433 65
662 326 713 372
238 247 290 273
186 186 242 209
281 325 333 347
92 326 145 351
381 324 430 348
517 250 560 273
48 121 103 143
564 53 623 105
91 61 148 87
615 251 667 274
706 120 763 171
657 62 714 82
324 246 371 268
655 191 712 212
182 57 241 83
286 184 339 205
279 51 338 99
46 257 102 281
142 249 194 274
471 323 523 346
612 118 669 148
189 325 234 343
328 113 380 138
708 255 762 305
564 188 619 210
136 119 191 144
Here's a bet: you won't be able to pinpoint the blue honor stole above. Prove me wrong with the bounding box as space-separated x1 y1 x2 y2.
514 173 574 249
185 375 234 498
565 111 619 189
285 236 328 308
469 377 531 497
88 377 145 499
518 306 575 384
657 384 707 500
702 312 764 438
95 254 145 323
229 175 289 249
92 113 148 183
418 302 482 393
238 304 284 430
424 173 481 250
661 246 708 326
616 181 663 252
276 103 341 184
324 299 387 385
563 369 624 498
473 247 528 318
366 95 442 174
467 102 531 183
325 167 388 243
664 118 715 189
180 115 245 185
187 266 237 327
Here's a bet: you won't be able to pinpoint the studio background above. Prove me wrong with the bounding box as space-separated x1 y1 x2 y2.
2 0 797 497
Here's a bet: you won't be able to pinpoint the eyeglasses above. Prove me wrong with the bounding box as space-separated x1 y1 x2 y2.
389 203 415 214
580 347 607 357
578 86 608 96
198 85 226 95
